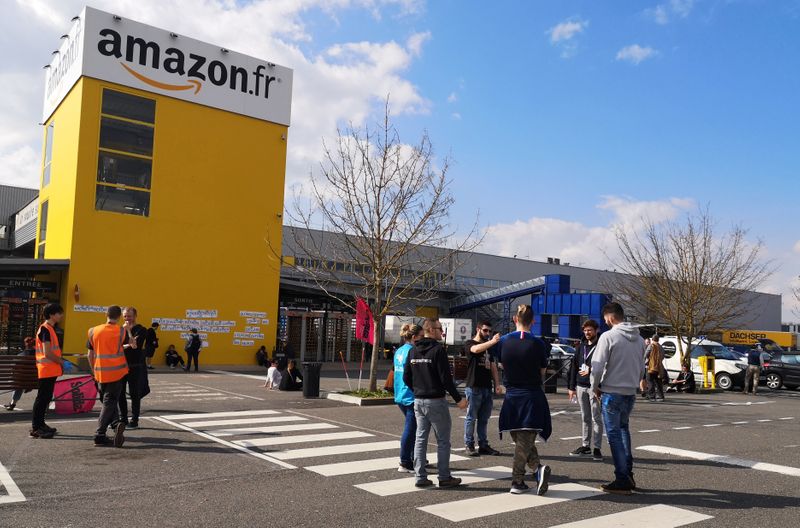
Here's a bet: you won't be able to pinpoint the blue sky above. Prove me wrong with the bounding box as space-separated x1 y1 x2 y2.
2 0 798 317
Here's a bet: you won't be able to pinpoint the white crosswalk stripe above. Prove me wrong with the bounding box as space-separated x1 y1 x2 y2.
182 416 307 428
235 431 374 448
270 440 399 460
161 410 280 420
355 466 510 497
306 453 469 477
549 504 713 527
418 483 602 522
211 423 339 437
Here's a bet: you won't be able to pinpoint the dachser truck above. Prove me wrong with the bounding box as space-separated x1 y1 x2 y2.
720 330 797 352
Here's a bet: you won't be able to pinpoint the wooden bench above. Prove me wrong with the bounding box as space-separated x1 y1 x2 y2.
0 356 38 392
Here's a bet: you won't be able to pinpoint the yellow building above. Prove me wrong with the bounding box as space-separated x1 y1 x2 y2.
37 7 292 364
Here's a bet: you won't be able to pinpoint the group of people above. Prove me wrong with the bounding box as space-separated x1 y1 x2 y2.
262 358 304 391
18 302 205 447
392 301 652 496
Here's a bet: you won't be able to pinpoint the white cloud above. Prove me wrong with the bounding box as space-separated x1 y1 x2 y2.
447 92 458 103
647 0 695 25
480 195 694 269
547 18 588 44
616 44 658 65
450 112 461 120
1 0 432 190
794 240 800 253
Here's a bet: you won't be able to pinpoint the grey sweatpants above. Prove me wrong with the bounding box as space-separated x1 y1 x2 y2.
577 385 603 449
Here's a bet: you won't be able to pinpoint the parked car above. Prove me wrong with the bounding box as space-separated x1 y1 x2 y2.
549 343 576 380
661 337 747 390
761 352 800 390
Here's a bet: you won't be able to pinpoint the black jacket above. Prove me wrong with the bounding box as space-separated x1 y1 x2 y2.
567 339 598 391
403 338 462 402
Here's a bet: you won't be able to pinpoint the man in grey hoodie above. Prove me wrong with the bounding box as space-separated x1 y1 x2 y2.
590 302 646 495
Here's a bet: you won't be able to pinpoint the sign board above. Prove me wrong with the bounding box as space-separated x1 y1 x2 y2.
721 330 796 349
384 315 420 344
43 7 293 125
14 200 38 232
0 278 58 293
438 318 472 346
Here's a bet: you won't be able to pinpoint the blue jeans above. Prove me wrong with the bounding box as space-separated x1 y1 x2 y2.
601 393 635 482
464 387 493 447
414 398 452 480
398 403 416 465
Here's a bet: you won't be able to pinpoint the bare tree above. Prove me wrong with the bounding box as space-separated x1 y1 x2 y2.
277 101 479 391
609 208 773 366
793 278 800 319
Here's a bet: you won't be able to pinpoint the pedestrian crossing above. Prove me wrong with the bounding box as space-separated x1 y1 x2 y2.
158 408 714 525
148 381 246 402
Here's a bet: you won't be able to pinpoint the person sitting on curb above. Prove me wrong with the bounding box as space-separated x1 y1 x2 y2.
264 359 282 390
667 364 696 393
279 360 303 391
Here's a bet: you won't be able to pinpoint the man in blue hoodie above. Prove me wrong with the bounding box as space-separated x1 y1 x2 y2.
590 302 646 495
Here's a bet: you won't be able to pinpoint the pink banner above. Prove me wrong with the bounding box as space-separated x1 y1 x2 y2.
355 298 375 345
54 375 98 415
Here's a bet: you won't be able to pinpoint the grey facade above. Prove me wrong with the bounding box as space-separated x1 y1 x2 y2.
0 185 38 255
280 226 782 332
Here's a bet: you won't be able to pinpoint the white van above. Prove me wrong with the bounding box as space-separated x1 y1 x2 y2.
660 336 747 391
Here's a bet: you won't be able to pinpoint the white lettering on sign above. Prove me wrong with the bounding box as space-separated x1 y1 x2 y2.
14 200 38 232
43 7 293 125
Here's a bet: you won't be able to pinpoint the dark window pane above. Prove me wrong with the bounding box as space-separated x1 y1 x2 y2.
97 151 152 189
95 185 150 217
102 90 155 123
100 117 154 156
37 242 45 260
38 201 48 242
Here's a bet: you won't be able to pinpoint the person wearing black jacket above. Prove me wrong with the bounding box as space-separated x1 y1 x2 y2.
566 319 603 460
184 329 202 372
119 307 149 429
403 318 467 489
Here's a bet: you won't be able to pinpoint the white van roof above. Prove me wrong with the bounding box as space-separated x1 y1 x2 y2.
662 336 724 347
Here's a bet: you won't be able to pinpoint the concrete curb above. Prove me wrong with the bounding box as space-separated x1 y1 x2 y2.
325 392 395 406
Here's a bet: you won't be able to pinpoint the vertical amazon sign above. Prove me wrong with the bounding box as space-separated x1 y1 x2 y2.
43 6 293 126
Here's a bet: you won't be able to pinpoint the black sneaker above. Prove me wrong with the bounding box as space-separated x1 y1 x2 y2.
569 446 592 457
398 461 414 473
94 435 113 447
478 444 501 456
415 478 434 488
601 479 633 495
592 448 603 461
30 427 54 439
438 477 463 488
465 444 479 457
509 481 530 494
128 420 139 429
3 402 16 411
113 422 126 448
628 474 637 490
41 423 57 434
535 465 551 495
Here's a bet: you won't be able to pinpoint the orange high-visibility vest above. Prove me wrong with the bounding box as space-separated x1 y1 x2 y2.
88 324 129 383
35 323 62 379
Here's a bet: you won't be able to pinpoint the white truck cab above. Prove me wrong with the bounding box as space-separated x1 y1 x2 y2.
660 336 747 391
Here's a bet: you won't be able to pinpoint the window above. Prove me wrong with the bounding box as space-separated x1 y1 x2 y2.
42 122 54 187
37 201 48 259
96 89 155 217
0 225 6 240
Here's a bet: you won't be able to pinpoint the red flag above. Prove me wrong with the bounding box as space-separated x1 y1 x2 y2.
355 297 375 345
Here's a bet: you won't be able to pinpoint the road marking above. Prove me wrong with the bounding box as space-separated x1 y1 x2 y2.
703 424 722 427
548 504 713 528
721 401 773 406
757 419 772 423
235 431 374 448
186 396 246 401
207 370 269 381
212 423 339 437
560 436 583 441
183 382 266 401
639 429 660 433
459 415 499 419
152 416 296 469
161 410 280 420
306 454 468 477
779 417 795 420
0 461 26 505
271 440 399 460
418 483 602 522
355 466 511 497
156 389 212 393
637 445 800 477
182 416 306 428
731 421 749 425
673 427 693 430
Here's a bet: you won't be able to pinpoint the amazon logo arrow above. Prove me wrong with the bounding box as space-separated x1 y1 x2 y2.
120 63 202 94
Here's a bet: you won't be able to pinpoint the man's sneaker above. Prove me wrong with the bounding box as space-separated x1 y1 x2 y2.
601 479 633 495
509 481 530 494
655 397 665 402
569 446 592 457
41 423 57 434
113 422 126 448
29 427 54 439
3 402 16 411
535 464 551 496
592 448 603 461
628 474 637 490
478 444 501 456
465 444 479 457
415 478 434 488
128 420 139 429
94 435 113 447
398 461 414 473
438 477 463 488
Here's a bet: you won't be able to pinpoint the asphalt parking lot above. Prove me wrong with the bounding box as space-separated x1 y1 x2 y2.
1 367 798 528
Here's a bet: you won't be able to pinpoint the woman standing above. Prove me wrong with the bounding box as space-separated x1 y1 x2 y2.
393 323 423 473
497 305 553 495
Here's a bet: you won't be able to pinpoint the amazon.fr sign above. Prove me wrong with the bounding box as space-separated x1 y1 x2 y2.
43 6 293 126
